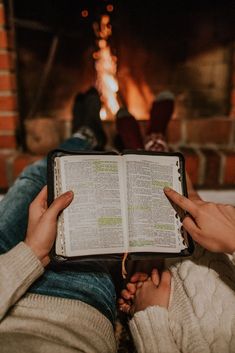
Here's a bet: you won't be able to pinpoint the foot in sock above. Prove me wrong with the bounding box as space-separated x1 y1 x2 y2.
115 107 144 150
72 87 107 150
145 91 175 152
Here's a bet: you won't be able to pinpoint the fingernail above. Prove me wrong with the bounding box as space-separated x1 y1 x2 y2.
65 191 73 198
164 187 171 192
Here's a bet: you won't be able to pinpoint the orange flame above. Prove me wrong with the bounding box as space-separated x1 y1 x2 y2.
93 15 120 120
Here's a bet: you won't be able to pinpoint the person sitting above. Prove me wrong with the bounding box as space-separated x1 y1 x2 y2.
119 187 235 353
0 89 117 352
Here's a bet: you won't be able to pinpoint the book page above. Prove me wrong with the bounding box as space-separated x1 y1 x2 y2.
124 154 185 253
56 155 128 257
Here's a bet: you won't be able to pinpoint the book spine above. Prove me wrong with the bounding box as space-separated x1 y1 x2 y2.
54 159 66 255
175 160 187 250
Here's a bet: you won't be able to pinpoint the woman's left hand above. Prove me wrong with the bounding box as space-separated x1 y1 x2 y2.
25 186 73 266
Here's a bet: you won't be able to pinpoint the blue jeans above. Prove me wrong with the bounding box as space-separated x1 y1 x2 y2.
0 137 116 324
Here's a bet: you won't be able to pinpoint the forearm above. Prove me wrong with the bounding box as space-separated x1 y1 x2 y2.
0 242 44 321
129 306 180 353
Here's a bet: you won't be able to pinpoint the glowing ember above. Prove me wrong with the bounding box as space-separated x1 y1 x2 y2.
93 15 120 120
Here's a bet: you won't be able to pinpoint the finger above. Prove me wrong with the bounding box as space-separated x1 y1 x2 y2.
136 281 144 288
186 174 202 202
159 270 171 288
30 186 48 209
46 191 74 220
182 216 201 240
164 187 198 218
118 298 125 305
121 289 133 300
127 283 137 294
119 303 131 313
151 268 160 286
189 191 202 202
130 272 148 283
217 204 235 220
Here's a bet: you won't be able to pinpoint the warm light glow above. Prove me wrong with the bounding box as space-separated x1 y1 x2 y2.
81 10 88 18
107 4 114 12
100 107 107 120
98 39 106 49
93 15 120 119
119 67 154 120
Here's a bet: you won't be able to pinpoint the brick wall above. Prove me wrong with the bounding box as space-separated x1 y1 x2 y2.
230 43 235 118
1 116 235 191
167 118 235 188
0 1 17 148
112 118 235 189
0 0 235 192
0 1 37 191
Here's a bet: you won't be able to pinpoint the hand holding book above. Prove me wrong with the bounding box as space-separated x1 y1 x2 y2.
48 150 194 264
25 186 73 266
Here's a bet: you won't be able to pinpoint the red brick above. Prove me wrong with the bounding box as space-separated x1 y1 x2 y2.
0 29 7 49
230 107 235 119
231 89 235 106
180 147 200 186
201 148 221 188
166 119 182 144
0 51 12 69
0 73 16 90
0 4 5 27
0 152 8 189
13 154 41 179
0 134 16 148
0 95 17 110
0 115 17 130
186 119 231 144
223 151 235 186
232 73 235 86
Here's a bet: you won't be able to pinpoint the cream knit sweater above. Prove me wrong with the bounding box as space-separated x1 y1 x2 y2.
1 242 235 353
0 242 116 353
130 246 235 353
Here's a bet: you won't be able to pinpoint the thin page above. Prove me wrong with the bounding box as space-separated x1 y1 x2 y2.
57 155 128 257
125 154 185 253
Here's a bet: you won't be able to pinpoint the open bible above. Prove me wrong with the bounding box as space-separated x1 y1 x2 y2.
47 150 194 263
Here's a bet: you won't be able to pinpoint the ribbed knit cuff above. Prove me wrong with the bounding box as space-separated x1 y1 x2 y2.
1 242 44 288
130 306 179 353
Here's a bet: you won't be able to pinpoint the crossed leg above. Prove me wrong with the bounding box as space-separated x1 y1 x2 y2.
0 137 116 324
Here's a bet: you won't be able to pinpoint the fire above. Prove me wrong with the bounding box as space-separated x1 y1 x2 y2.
93 15 120 120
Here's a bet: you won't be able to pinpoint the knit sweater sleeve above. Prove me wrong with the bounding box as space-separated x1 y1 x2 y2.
129 306 180 353
0 241 44 321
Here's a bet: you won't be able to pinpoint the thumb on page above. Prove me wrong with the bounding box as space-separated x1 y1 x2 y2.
47 191 74 221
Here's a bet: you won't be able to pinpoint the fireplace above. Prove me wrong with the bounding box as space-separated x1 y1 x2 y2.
0 0 235 190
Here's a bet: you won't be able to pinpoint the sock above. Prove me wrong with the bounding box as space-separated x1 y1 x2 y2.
116 108 144 150
147 91 175 135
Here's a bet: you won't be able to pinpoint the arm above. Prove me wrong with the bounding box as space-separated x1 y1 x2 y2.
0 242 43 321
164 187 235 255
0 186 73 321
120 270 180 353
130 307 180 353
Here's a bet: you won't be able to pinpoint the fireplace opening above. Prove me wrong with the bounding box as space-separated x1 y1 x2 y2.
1 0 235 190
9 0 235 124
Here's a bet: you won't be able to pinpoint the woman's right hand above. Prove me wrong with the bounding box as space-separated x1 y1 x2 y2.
164 187 235 254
